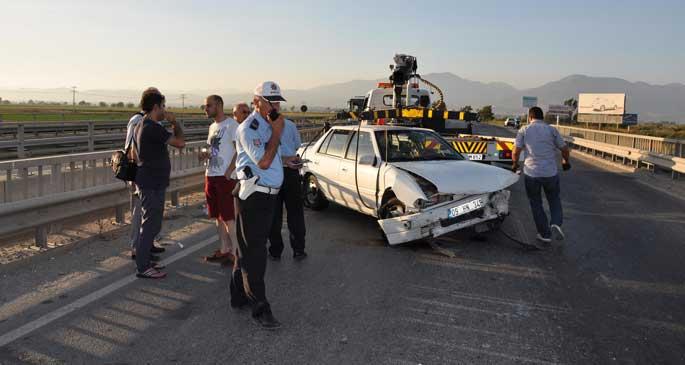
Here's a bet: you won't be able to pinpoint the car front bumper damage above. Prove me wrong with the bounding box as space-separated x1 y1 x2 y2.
377 190 511 245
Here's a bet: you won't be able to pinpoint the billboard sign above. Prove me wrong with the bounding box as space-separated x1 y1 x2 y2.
522 96 538 108
547 104 574 116
578 93 626 115
623 113 638 126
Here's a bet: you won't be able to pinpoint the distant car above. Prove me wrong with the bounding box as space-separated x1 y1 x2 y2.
504 118 520 128
592 99 619 112
298 125 519 245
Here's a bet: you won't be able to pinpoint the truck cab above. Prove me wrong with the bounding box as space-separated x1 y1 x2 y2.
361 83 473 135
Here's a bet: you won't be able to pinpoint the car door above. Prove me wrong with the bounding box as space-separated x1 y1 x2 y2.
309 129 351 204
337 131 379 215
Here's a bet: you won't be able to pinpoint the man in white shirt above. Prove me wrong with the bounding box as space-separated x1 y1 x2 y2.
200 95 240 265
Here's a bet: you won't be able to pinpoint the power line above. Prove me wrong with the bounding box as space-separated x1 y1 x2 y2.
71 86 77 112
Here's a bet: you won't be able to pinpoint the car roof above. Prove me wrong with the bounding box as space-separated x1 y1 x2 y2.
330 124 434 133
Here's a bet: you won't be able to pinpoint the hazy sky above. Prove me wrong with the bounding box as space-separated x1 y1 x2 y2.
1 0 683 92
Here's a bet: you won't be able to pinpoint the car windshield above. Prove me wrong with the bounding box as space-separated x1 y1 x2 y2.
375 130 464 162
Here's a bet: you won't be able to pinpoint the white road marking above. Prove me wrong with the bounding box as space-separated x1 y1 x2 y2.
0 235 218 348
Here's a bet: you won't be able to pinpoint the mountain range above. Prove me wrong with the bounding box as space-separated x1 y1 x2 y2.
2 74 684 122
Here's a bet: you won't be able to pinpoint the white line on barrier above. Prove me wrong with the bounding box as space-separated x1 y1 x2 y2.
0 235 218 348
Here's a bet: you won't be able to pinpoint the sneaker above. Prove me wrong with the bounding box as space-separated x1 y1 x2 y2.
551 225 565 241
136 267 167 279
293 251 308 261
252 310 281 329
536 234 552 244
150 245 166 254
268 253 282 261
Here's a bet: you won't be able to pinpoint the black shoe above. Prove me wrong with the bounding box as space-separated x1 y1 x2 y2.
293 251 307 260
150 245 166 254
252 310 281 329
230 296 249 309
130 253 160 262
268 253 282 261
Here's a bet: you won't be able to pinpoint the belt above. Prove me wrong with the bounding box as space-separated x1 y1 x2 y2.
254 185 280 195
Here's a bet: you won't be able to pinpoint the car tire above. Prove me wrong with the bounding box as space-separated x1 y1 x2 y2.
378 197 407 246
379 197 406 219
303 174 328 211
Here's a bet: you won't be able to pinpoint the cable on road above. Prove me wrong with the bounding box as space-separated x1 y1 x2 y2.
498 228 541 251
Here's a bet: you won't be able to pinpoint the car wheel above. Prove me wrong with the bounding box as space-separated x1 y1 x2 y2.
379 197 406 219
303 174 328 210
377 197 407 246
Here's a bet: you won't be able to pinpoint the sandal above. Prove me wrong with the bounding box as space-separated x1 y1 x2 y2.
136 268 167 279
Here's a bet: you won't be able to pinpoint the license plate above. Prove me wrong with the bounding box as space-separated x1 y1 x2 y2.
467 154 483 161
448 199 484 218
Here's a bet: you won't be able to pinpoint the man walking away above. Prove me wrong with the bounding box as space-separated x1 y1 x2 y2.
268 101 307 261
231 81 285 329
134 90 185 279
199 95 240 265
126 87 165 262
512 107 571 244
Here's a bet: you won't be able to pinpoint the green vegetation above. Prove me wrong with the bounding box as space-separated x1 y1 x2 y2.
0 104 332 122
569 122 685 140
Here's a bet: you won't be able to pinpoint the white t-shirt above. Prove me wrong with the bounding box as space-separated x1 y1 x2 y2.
206 117 239 177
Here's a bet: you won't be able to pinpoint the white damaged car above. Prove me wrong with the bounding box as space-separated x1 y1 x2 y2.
298 125 519 245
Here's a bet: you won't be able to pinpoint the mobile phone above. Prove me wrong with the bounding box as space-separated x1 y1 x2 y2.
268 108 280 121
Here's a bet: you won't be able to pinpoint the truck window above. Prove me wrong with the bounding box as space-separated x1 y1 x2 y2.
345 131 374 161
382 95 420 107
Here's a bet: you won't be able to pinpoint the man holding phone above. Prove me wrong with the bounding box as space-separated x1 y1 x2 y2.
134 90 185 279
268 102 307 261
230 81 285 328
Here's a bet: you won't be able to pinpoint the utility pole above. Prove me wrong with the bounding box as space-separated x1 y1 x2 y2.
71 86 77 112
181 93 186 109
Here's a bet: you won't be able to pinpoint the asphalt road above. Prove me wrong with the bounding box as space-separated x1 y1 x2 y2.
1 124 684 364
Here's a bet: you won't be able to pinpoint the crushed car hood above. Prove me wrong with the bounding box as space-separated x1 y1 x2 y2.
391 160 519 194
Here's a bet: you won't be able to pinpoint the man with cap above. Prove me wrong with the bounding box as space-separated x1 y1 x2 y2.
230 81 285 329
268 101 307 261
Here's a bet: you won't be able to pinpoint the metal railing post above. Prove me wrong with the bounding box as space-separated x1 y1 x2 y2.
17 124 26 159
88 122 95 152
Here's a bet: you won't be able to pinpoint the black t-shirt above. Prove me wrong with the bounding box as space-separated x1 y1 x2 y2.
135 119 172 189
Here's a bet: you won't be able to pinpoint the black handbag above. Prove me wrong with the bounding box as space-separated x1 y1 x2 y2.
111 117 141 182
111 149 137 181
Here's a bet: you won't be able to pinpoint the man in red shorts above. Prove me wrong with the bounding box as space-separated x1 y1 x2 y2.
200 95 239 265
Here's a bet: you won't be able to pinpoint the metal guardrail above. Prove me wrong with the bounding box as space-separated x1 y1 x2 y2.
565 135 685 178
0 141 207 246
0 124 329 247
555 125 685 158
0 118 330 160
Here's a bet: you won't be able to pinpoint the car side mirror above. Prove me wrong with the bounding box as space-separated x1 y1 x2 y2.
358 154 376 166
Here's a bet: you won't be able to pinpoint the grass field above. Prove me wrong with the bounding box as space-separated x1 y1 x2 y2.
482 118 685 140
0 104 333 122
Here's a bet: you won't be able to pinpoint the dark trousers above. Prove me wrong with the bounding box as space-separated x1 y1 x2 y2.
233 191 278 315
129 185 142 250
269 168 306 256
524 174 562 238
136 188 166 272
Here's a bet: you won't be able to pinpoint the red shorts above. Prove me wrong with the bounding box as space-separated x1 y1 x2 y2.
205 176 236 221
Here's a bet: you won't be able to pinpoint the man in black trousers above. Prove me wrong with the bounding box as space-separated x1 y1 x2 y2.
268 102 307 261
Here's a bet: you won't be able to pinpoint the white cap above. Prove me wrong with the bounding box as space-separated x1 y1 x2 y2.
254 81 286 102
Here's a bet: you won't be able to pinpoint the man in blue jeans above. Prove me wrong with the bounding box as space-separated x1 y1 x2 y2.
512 107 571 244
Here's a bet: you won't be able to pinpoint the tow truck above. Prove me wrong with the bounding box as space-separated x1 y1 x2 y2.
338 54 513 164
